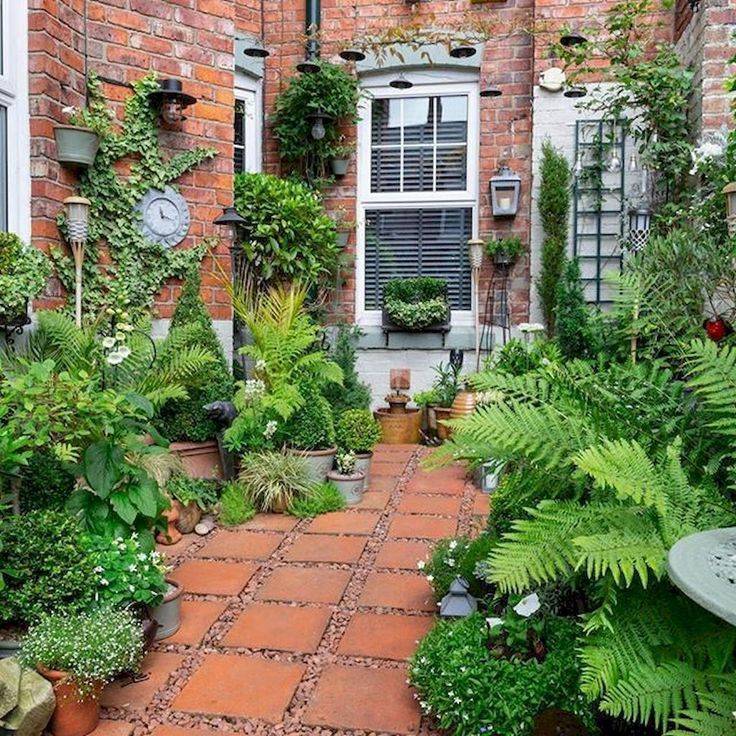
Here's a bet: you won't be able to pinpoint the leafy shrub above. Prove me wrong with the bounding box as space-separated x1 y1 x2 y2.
85 533 168 608
0 232 51 318
323 326 371 416
284 388 336 451
483 338 562 377
485 234 525 260
410 614 592 736
156 268 233 442
19 608 143 695
554 258 601 360
288 482 346 518
219 481 256 526
233 173 341 292
383 277 449 330
420 534 496 599
19 451 76 512
239 451 317 512
335 409 382 454
167 475 219 511
0 511 96 627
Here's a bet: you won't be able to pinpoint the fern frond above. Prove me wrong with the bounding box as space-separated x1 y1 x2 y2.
669 676 736 736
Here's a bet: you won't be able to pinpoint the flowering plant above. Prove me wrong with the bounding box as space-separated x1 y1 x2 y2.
100 305 135 366
223 377 280 452
420 534 496 599
486 592 546 662
19 608 143 696
85 533 168 608
335 450 357 475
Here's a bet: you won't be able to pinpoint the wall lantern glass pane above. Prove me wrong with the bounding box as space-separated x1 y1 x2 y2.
489 165 521 217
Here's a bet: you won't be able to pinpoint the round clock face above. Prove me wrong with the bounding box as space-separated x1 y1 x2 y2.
135 186 190 248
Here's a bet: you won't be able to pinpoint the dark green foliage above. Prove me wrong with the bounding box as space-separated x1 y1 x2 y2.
554 259 601 360
283 388 336 451
537 141 571 335
323 326 371 415
383 277 448 304
156 268 233 442
0 511 96 626
233 173 341 293
485 338 562 377
410 614 593 736
335 409 382 454
166 474 219 511
19 451 76 512
288 482 346 518
219 481 256 526
423 533 497 599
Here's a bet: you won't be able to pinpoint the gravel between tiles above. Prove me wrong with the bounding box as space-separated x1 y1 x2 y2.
100 445 481 736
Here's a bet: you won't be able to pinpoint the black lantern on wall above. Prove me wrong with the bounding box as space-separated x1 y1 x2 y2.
490 165 521 218
148 79 197 125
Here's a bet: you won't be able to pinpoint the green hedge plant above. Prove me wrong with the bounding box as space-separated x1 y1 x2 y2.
284 388 336 451
0 232 51 320
383 277 450 330
335 409 382 455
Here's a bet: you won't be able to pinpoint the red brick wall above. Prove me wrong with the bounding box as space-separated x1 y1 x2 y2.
29 0 237 321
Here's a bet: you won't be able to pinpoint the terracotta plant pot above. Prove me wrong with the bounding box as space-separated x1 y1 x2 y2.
37 667 101 736
170 440 223 480
156 502 182 546
287 447 337 484
354 452 372 490
375 408 421 445
176 500 202 534
327 470 365 505
434 406 453 441
451 391 477 420
151 579 183 641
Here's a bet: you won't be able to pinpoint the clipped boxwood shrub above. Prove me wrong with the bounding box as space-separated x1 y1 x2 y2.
284 389 336 451
335 409 382 454
19 451 76 512
383 277 450 330
233 172 341 292
0 511 96 627
410 614 593 736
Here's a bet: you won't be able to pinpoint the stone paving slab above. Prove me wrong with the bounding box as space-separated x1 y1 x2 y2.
99 444 481 735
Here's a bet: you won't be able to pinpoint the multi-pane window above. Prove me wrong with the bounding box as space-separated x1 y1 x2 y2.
358 83 478 321
233 74 261 174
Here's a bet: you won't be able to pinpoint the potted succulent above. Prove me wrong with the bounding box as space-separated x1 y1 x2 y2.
285 389 338 484
0 233 51 333
54 102 110 168
382 277 451 332
485 234 525 268
20 608 143 736
166 475 219 534
335 408 382 489
327 450 365 505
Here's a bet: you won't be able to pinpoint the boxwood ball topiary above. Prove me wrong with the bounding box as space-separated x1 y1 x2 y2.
335 409 382 454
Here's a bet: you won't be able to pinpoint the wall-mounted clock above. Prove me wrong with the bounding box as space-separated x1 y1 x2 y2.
135 186 190 248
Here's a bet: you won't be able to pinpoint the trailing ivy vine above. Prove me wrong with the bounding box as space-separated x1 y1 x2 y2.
55 73 217 318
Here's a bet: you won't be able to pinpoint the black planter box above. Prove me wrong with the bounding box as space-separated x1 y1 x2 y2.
381 307 451 346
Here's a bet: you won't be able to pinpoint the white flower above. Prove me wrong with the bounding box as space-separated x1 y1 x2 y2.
128 564 137 572
102 336 116 349
426 574 434 582
106 351 124 366
137 553 148 561
416 560 426 570
486 616 504 631
117 345 131 359
93 566 104 574
447 558 455 567
263 420 278 439
513 592 541 618
255 359 267 372
100 578 109 587
448 540 458 550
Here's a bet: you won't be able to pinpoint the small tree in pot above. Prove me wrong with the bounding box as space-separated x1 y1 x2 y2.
335 408 382 489
327 450 365 506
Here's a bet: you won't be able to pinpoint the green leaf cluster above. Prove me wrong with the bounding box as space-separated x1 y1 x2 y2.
0 232 52 318
218 480 256 526
322 325 372 416
335 409 382 454
288 481 346 518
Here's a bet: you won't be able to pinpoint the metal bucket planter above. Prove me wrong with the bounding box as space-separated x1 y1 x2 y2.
331 158 350 177
151 579 183 641
53 125 100 168
327 470 365 505
354 452 372 490
287 447 336 484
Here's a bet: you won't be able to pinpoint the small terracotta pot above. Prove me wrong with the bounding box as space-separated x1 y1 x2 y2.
176 500 202 534
37 666 101 736
170 440 223 480
156 502 182 546
434 406 453 441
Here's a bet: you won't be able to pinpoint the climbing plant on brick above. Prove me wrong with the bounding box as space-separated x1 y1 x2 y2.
54 73 217 318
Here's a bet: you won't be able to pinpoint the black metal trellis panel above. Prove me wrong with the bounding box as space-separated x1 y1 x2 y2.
572 119 627 306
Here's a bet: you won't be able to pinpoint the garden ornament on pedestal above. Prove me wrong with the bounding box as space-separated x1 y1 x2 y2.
375 370 421 444
439 577 478 619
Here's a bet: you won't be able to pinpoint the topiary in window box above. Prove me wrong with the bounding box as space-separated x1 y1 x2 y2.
382 277 451 332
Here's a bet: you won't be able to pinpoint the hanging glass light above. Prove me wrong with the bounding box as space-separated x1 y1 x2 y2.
307 108 332 140
389 73 413 90
490 165 521 218
627 204 652 252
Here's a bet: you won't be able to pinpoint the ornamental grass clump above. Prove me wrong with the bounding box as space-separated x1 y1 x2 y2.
383 277 450 330
238 451 318 512
20 608 144 696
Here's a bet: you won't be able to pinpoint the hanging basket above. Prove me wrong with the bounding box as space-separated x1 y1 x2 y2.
54 125 100 168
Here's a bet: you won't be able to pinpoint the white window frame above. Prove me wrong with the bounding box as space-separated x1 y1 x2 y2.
234 70 262 173
0 0 31 239
356 74 479 327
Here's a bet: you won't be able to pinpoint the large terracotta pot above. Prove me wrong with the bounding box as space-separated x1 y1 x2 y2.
450 391 477 420
375 408 421 445
286 447 337 484
434 406 453 441
176 500 202 534
38 667 101 736
170 440 223 480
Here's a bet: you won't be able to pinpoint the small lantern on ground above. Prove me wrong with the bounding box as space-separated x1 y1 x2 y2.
439 577 478 619
490 165 521 218
722 182 736 236
148 79 197 126
64 196 91 328
627 204 652 252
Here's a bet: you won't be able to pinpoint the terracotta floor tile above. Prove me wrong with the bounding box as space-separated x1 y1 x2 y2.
365 475 399 493
223 603 331 653
90 722 134 736
257 566 352 604
171 560 258 596
172 653 304 723
195 530 284 560
405 476 466 495
359 572 436 612
156 534 199 558
473 492 491 516
353 490 391 510
285 534 367 564
338 612 434 660
303 664 420 733
398 494 462 516
165 600 228 647
242 513 300 532
306 511 380 535
151 726 219 736
371 460 409 476
102 652 184 710
375 540 432 570
388 514 458 539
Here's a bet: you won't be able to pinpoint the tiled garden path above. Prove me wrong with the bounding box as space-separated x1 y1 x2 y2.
94 444 488 736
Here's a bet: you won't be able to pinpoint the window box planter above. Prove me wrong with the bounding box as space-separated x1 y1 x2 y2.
286 447 337 485
170 440 223 480
327 469 365 505
53 125 100 168
381 308 451 346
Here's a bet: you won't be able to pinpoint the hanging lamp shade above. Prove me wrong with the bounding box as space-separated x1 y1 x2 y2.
243 41 269 58
296 58 321 74
390 73 413 90
480 86 502 98
339 47 366 62
564 85 587 99
560 31 587 47
449 44 476 59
